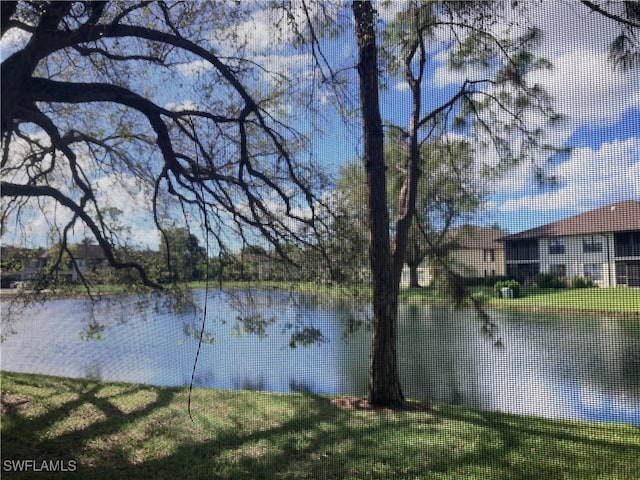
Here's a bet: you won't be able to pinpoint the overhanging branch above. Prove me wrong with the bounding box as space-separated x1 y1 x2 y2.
581 1 640 29
1 181 162 288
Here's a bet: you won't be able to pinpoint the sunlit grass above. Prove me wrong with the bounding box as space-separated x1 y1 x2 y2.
2 372 638 479
489 287 640 314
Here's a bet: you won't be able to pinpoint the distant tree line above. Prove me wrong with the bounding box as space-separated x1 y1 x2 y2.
1 227 345 288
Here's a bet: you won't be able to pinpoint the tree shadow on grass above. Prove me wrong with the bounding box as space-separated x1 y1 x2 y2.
2 374 638 479
2 375 442 479
2 374 177 478
426 405 640 479
76 394 444 480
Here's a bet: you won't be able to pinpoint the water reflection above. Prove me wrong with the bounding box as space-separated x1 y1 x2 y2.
1 290 638 426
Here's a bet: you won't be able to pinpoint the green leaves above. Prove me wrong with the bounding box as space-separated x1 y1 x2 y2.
288 326 326 348
610 32 640 69
231 314 276 339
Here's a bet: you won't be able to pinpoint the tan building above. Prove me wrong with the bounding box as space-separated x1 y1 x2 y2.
501 200 640 287
447 225 507 278
401 225 506 287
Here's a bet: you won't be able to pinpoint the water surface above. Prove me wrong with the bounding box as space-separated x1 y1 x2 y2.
1 289 638 425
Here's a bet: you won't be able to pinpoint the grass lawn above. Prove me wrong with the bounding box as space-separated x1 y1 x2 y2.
489 287 640 315
2 372 638 479
398 286 640 315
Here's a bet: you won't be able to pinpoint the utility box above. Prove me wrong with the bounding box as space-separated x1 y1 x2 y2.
501 287 513 299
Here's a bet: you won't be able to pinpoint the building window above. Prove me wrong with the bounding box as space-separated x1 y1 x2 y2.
615 231 640 258
616 260 640 287
506 239 539 261
584 263 602 281
583 235 603 253
549 237 565 255
549 263 566 279
507 262 540 286
484 248 495 262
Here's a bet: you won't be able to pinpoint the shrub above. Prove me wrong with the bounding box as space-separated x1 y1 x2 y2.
535 272 564 289
464 275 508 287
571 276 594 288
493 279 521 298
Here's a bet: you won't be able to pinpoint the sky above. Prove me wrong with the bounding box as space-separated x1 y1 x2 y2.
263 0 640 236
312 1 640 235
1 1 639 249
486 2 640 232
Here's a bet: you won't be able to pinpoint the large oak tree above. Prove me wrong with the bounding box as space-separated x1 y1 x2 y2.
1 1 329 290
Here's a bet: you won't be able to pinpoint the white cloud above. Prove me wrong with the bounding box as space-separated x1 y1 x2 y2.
164 100 200 112
524 2 639 127
492 162 538 195
224 3 328 57
376 2 406 23
427 2 639 128
91 174 159 247
2 169 160 249
527 48 638 128
253 53 314 86
431 47 489 88
421 1 639 218
0 28 30 61
498 137 640 212
176 59 211 77
529 2 623 56
394 80 409 91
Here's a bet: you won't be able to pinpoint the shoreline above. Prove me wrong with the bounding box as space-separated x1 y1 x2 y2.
487 303 640 319
1 283 638 318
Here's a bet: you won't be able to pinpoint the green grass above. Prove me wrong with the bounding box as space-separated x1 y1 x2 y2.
49 280 373 300
189 280 374 298
398 286 640 315
489 287 640 314
2 372 639 479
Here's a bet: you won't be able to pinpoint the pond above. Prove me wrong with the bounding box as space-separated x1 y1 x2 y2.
1 289 639 426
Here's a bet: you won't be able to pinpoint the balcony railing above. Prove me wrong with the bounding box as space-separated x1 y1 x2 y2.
505 247 539 261
615 243 640 258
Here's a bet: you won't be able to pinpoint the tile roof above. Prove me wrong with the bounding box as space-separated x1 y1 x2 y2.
449 225 507 249
500 200 640 241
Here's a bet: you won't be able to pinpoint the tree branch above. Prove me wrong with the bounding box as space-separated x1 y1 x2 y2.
0 181 161 288
581 1 640 28
1 1 17 36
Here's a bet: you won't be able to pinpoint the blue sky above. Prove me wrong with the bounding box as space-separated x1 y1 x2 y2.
312 1 640 235
1 1 638 249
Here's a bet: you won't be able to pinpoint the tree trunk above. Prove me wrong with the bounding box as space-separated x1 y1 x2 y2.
409 264 420 289
352 0 404 407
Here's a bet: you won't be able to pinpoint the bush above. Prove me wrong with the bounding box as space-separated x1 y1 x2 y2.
464 275 508 287
535 272 564 289
571 276 594 288
493 279 521 298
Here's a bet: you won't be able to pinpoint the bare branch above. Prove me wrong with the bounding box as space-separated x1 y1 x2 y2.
1 182 161 288
581 1 640 29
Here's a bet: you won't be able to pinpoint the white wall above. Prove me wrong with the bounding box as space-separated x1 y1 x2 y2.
539 233 615 287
